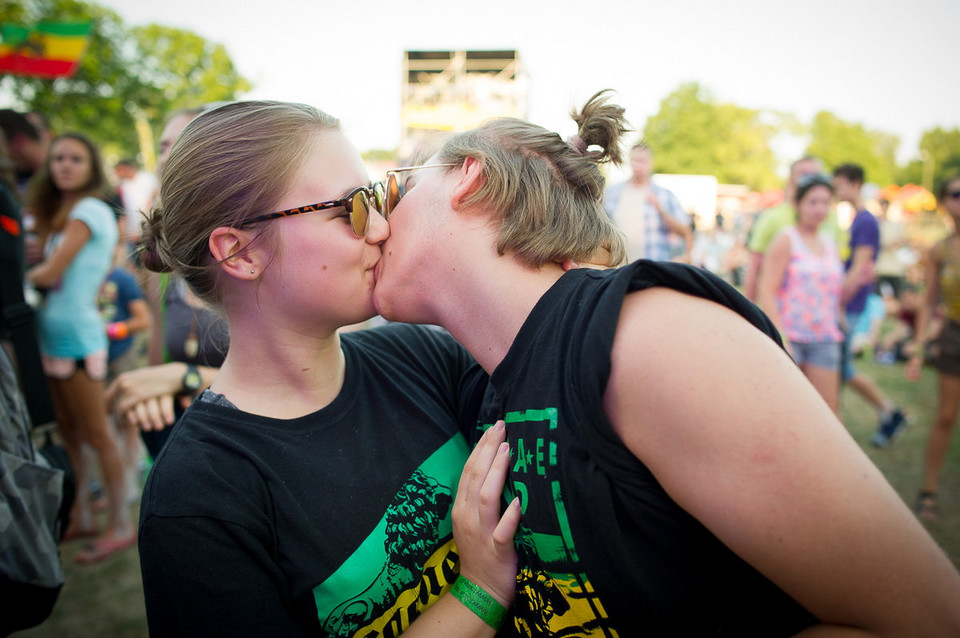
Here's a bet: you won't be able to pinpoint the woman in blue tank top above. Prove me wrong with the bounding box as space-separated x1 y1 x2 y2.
25 132 132 563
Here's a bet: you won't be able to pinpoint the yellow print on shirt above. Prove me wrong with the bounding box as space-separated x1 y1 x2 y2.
512 567 619 637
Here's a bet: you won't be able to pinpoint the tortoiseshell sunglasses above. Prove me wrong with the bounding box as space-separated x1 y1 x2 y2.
241 183 386 237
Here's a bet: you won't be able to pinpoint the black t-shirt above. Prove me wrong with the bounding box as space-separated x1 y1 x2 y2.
474 260 815 637
139 323 487 637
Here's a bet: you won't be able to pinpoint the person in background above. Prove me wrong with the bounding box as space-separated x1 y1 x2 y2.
0 108 49 195
876 283 943 364
106 107 227 455
906 172 960 522
875 196 912 302
0 109 52 270
137 100 520 636
99 264 151 497
603 140 692 263
744 155 842 300
113 158 158 262
758 174 844 413
833 163 907 447
25 132 134 563
371 89 960 636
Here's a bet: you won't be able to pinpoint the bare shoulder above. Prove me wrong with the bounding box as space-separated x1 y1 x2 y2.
612 286 784 370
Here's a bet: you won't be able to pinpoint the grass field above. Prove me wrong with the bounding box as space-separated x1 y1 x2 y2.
13 355 957 637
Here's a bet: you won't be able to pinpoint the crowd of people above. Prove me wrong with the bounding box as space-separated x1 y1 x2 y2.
1 92 959 636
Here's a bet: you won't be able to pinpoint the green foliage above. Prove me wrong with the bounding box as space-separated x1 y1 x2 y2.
642 83 780 191
0 0 251 162
917 127 960 193
128 24 251 120
362 148 399 162
806 111 899 186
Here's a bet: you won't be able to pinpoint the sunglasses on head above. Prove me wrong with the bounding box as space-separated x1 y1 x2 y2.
383 163 460 217
242 183 386 237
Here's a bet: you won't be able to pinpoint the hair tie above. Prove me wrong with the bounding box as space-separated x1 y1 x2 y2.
567 135 588 155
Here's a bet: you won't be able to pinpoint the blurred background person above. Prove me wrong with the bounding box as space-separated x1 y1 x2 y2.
25 131 134 563
744 156 833 300
875 196 913 305
106 106 227 458
758 174 844 413
113 158 157 263
0 108 49 195
906 172 960 522
604 140 692 263
833 163 906 448
98 262 151 498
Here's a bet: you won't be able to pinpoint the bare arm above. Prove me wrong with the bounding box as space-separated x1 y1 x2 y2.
840 245 875 306
605 288 960 636
25 219 91 288
108 297 152 338
105 362 219 431
743 250 763 301
756 231 791 341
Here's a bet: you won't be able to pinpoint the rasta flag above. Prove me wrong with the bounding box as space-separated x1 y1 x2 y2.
0 21 92 79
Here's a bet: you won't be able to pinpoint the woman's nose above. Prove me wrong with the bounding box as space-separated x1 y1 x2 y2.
366 208 390 243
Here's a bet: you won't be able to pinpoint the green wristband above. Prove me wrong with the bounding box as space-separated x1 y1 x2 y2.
449 576 507 631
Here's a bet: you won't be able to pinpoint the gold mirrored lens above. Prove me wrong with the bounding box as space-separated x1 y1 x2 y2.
351 190 369 237
385 174 400 218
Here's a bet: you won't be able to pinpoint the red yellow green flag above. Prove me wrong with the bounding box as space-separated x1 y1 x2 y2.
0 21 92 79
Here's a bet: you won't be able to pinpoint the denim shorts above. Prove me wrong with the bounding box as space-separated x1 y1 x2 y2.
790 340 842 370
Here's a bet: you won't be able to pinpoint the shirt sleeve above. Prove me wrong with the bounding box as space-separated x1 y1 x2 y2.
851 214 880 251
115 270 145 303
139 514 311 637
68 197 115 239
660 188 690 225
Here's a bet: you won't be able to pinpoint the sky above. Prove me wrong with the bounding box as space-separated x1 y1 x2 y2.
96 0 959 174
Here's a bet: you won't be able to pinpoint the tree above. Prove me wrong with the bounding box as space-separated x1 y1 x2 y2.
899 127 960 193
0 0 251 161
805 111 899 186
642 83 780 191
128 25 251 121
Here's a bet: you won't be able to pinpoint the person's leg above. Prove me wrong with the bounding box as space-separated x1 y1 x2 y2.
107 346 148 500
59 368 132 540
801 363 840 416
848 373 895 414
843 315 905 446
918 373 960 520
48 376 97 537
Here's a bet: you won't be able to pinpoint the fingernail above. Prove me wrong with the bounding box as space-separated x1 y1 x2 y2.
498 442 509 455
493 420 505 432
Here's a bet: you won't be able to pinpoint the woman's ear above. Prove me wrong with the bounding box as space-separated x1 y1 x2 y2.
451 157 485 211
209 226 262 280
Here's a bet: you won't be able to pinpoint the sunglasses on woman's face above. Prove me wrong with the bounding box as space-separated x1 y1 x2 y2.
382 164 460 218
242 183 386 237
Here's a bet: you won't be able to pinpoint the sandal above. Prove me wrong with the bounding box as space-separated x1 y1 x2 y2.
61 525 100 542
914 490 939 522
75 533 137 564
